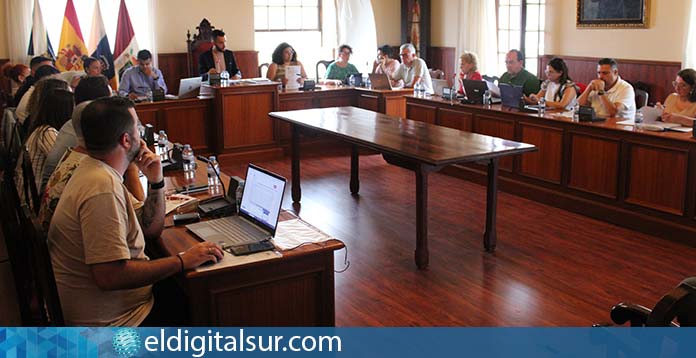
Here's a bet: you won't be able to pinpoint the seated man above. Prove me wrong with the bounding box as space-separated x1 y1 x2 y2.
48 97 222 326
499 49 540 96
118 50 167 100
390 43 433 94
577 58 636 119
198 29 241 81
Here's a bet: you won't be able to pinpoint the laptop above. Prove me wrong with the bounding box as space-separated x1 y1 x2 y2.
432 79 448 97
175 77 202 99
499 83 524 108
461 80 489 104
369 73 393 90
186 164 287 255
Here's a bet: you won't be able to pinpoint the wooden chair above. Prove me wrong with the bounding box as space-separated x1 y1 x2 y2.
18 148 40 214
258 63 270 78
18 204 64 326
315 60 334 81
186 19 216 78
610 277 696 327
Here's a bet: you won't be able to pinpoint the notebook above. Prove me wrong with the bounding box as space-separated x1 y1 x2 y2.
186 164 287 255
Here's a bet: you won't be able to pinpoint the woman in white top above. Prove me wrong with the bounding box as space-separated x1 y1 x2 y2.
526 57 578 110
658 68 696 126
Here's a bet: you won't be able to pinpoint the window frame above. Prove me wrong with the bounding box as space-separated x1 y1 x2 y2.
254 0 323 32
496 0 545 75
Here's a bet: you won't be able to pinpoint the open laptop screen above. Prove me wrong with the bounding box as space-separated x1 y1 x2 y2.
239 164 286 232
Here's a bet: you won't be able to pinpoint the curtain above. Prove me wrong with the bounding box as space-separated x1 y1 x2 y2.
456 0 497 77
5 0 33 64
684 0 696 68
335 0 378 74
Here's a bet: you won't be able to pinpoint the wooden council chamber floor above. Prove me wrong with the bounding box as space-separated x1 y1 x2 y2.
220 147 696 326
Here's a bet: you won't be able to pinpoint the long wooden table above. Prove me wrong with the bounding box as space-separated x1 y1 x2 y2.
154 162 344 326
406 95 696 243
269 106 536 269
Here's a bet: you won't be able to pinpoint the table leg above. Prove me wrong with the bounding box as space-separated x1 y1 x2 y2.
350 145 359 195
291 124 301 203
415 165 429 269
484 158 499 252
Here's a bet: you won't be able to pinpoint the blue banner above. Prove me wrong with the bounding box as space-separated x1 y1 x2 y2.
1 327 696 357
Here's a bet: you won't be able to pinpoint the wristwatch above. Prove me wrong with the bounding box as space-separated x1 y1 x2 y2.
597 90 605 96
149 179 165 190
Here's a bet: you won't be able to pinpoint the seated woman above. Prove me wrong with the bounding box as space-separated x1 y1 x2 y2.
526 57 578 110
372 45 399 79
266 42 307 88
658 69 696 126
323 44 360 85
15 80 74 210
70 56 107 88
455 52 482 95
2 63 30 97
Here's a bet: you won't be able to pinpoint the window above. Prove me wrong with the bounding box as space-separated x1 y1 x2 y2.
255 0 333 79
38 0 153 55
496 0 545 76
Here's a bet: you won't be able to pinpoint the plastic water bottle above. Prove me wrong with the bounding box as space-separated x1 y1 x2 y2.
418 82 427 97
157 130 169 161
349 75 356 87
365 76 372 89
220 70 230 85
207 156 220 187
573 103 580 121
483 90 492 106
634 110 644 130
146 89 153 102
413 81 421 97
538 96 546 116
182 144 195 176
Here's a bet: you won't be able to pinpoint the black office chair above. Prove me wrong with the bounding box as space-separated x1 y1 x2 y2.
315 60 334 81
635 89 649 110
610 277 696 327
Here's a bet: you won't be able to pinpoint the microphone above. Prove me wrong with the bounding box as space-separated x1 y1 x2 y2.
197 155 226 196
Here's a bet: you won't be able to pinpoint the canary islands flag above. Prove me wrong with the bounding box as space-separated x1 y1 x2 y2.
88 0 116 89
56 0 88 72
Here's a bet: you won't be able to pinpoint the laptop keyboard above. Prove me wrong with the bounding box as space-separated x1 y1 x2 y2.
206 218 266 245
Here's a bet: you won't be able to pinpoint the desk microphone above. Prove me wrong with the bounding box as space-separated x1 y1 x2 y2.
197 155 226 196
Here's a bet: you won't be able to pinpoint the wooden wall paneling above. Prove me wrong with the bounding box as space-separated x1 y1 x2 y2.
357 94 380 112
406 102 437 124
220 91 275 149
624 142 688 215
234 51 260 80
472 115 515 171
277 97 314 142
437 107 473 131
317 94 355 108
567 132 619 199
427 47 456 84
158 53 189 95
539 55 681 106
519 123 563 184
162 103 211 153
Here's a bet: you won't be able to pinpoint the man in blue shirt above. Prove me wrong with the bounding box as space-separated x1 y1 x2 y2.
118 50 167 99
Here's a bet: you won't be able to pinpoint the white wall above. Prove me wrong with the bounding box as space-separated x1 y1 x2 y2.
545 0 689 62
372 0 401 46
431 0 457 47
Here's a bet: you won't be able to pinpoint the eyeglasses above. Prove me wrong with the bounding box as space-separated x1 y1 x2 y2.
673 80 690 89
399 53 409 57
504 60 518 65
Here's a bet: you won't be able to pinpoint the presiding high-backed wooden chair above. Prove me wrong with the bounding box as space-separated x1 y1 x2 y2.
186 19 216 78
610 277 696 327
258 63 270 78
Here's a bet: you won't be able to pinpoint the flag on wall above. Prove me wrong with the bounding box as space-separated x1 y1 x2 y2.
27 0 55 59
88 0 116 89
113 0 139 81
56 0 88 71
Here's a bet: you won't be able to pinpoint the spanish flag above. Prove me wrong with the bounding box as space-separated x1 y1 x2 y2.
56 0 88 72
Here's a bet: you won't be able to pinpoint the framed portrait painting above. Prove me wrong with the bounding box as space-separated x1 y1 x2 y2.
577 0 649 28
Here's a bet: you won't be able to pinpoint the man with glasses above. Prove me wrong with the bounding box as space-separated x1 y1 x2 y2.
578 58 635 119
390 43 433 94
499 49 540 96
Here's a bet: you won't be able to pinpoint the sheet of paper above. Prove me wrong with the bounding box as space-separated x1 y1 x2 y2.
194 250 282 273
272 219 334 250
485 80 500 97
640 106 663 123
616 119 635 125
284 65 301 90
165 194 198 214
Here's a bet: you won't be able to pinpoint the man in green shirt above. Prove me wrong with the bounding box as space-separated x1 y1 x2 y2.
499 49 540 96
